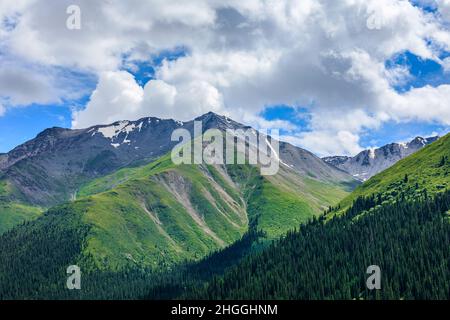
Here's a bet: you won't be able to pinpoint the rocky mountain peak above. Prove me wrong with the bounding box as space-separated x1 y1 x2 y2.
0 112 356 206
195 111 247 132
408 136 439 148
323 136 439 181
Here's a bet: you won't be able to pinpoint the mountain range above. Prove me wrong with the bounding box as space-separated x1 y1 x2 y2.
184 133 450 299
323 136 439 181
0 112 356 268
0 112 448 299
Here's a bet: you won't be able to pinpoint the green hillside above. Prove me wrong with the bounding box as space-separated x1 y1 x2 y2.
71 154 350 270
0 203 90 299
27 132 445 300
0 142 354 298
0 179 43 234
185 189 450 299
0 147 352 280
335 133 450 214
1 134 446 299
175 134 450 299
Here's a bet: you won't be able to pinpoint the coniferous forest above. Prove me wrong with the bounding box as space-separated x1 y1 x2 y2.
1 186 448 300
186 189 450 299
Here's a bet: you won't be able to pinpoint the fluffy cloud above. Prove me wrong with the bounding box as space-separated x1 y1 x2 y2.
72 71 143 128
4 0 217 71
2 0 450 155
284 130 364 157
437 0 450 21
72 71 224 128
0 65 59 105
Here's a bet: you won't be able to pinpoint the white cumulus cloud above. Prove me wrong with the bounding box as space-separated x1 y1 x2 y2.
0 103 5 116
1 0 450 155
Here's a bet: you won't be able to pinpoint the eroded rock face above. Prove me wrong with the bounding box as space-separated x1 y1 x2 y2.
323 136 439 181
1 111 355 206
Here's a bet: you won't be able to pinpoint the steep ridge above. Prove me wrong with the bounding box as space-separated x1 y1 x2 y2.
54 151 351 270
0 112 356 234
323 136 439 181
177 133 450 300
0 127 355 283
0 116 208 207
335 133 450 213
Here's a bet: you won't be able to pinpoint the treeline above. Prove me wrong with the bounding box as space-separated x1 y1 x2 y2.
184 189 450 299
0 208 264 299
83 188 450 300
0 204 90 299
1 188 449 300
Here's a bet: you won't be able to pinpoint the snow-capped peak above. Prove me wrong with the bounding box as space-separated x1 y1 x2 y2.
96 121 132 139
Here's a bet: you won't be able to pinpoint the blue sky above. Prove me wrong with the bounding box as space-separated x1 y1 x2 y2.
1 1 450 156
259 49 450 150
0 104 71 153
0 49 449 154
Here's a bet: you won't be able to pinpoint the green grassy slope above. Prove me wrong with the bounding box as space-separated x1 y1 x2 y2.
78 164 247 270
75 146 352 266
0 180 43 234
0 126 356 279
0 203 42 234
335 133 450 214
0 147 352 274
74 155 350 270
180 134 450 300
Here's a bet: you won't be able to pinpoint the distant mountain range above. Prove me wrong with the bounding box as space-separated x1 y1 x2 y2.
323 136 439 181
0 112 356 268
0 112 353 207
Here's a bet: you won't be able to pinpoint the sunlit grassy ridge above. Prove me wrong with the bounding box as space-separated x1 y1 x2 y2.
1 137 354 272
0 180 43 234
78 165 246 270
63 148 352 269
335 133 450 214
0 203 42 234
77 154 175 198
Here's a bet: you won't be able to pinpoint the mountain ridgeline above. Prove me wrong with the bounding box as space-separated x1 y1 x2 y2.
0 131 447 300
0 112 356 237
0 113 247 207
0 113 356 277
323 136 439 181
0 111 448 300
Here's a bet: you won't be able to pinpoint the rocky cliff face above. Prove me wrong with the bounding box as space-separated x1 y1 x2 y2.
0 112 355 206
323 136 439 181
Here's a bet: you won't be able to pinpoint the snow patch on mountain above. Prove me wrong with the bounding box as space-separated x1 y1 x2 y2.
96 121 131 139
323 136 439 181
369 148 376 159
